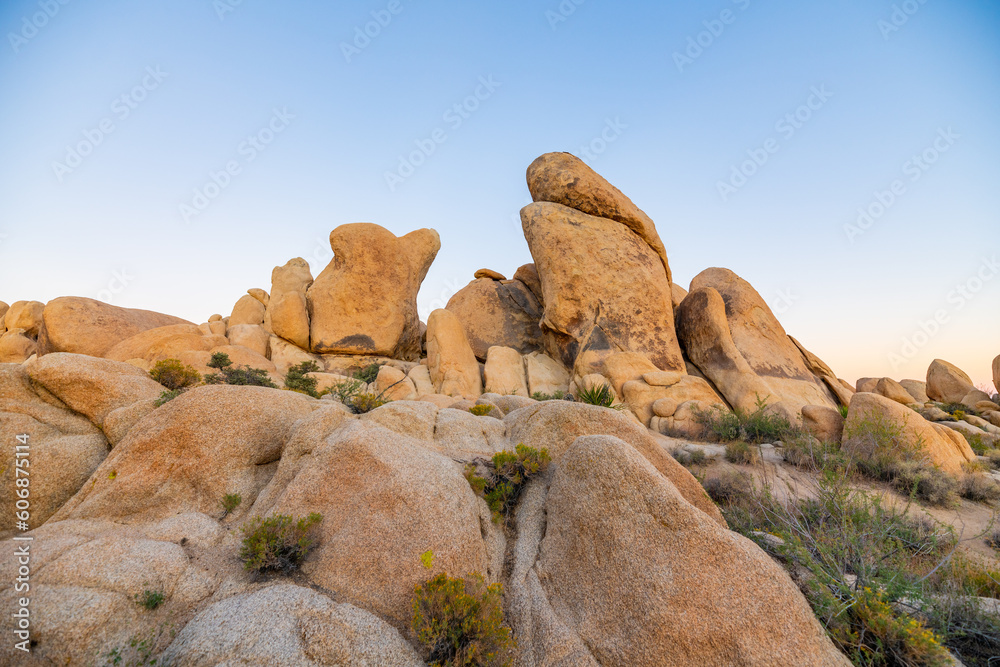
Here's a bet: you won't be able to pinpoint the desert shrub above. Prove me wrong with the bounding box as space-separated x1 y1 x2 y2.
839 404 849 419
208 351 233 370
203 352 277 388
284 360 321 397
782 437 847 471
154 389 181 407
239 512 322 574
530 390 565 401
702 470 751 505
576 383 619 409
719 471 959 666
963 433 991 456
348 392 389 414
922 555 1000 665
937 402 979 418
958 474 1000 503
222 493 242 515
353 363 381 384
148 359 201 390
988 450 1000 469
845 410 959 506
725 441 761 466
470 404 495 417
411 572 514 666
694 395 796 444
884 460 959 507
134 589 164 611
689 448 707 465
986 526 1000 552
329 377 363 403
325 377 390 414
465 444 550 523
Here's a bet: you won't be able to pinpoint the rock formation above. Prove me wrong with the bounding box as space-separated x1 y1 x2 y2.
307 223 439 360
2 153 993 665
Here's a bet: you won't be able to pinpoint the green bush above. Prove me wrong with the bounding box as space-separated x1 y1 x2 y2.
353 363 381 384
134 589 164 611
782 437 847 471
469 404 495 417
284 360 321 397
465 444 550 523
239 513 322 574
203 352 277 388
576 383 619 409
694 395 796 444
411 572 514 666
148 359 201 390
964 433 991 456
154 389 182 407
838 404 849 419
844 409 959 506
530 390 565 401
719 471 962 666
348 392 389 414
222 493 242 515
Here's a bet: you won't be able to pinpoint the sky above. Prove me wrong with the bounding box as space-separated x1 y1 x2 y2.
0 0 997 389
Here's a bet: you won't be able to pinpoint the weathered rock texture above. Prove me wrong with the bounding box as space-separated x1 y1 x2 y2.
307 223 439 360
446 277 543 360
926 359 975 404
512 435 851 666
677 269 840 419
522 202 684 373
36 297 190 358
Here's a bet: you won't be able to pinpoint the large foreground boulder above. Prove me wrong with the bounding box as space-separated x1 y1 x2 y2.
36 297 190 358
307 223 439 360
504 401 723 525
516 435 851 666
23 353 164 429
522 202 684 373
842 392 975 475
0 364 109 531
52 385 318 523
251 418 503 631
161 584 423 666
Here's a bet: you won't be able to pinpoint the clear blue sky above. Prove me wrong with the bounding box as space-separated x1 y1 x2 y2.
1 0 997 387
